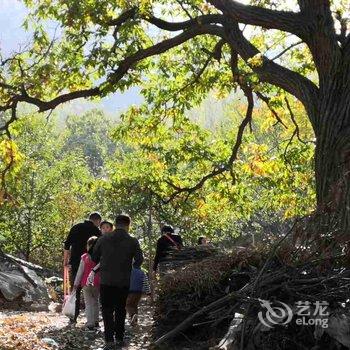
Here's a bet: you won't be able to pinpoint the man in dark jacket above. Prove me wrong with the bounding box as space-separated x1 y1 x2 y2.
92 214 143 349
153 224 183 272
63 212 101 322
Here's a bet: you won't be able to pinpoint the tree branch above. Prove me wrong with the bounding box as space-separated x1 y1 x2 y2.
107 24 224 85
0 102 18 137
175 0 193 20
156 39 225 108
228 85 254 165
0 109 17 195
222 20 319 128
164 84 254 203
255 91 288 129
108 8 225 33
283 128 297 170
298 0 341 78
15 87 100 113
145 14 225 31
284 96 305 144
284 96 315 145
0 24 225 127
208 0 305 36
107 8 137 27
270 41 303 61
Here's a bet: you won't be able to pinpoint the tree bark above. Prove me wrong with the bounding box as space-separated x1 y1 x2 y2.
313 58 350 235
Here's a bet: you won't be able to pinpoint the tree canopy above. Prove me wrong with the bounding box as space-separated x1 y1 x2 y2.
0 0 349 239
0 97 316 269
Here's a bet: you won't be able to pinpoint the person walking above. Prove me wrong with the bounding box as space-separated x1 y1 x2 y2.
73 236 100 330
63 212 102 323
126 267 151 326
153 224 183 272
91 214 143 349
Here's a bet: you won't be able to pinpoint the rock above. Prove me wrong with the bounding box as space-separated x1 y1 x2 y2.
45 276 64 302
45 276 63 284
6 254 56 278
215 313 243 350
0 249 51 310
48 302 62 313
325 311 350 348
41 337 59 348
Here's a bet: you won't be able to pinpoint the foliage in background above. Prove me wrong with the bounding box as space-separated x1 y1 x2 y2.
102 96 315 250
0 114 98 270
63 110 116 176
0 0 346 247
0 94 315 269
1 0 347 266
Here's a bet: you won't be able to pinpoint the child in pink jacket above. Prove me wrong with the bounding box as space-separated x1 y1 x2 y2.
73 236 100 329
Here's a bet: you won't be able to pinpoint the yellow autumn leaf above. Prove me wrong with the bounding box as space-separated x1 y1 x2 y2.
247 53 264 68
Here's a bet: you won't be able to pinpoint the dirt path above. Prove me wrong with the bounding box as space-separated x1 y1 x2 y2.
0 300 154 350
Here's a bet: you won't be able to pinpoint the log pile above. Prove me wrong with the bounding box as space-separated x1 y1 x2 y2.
158 246 219 273
153 241 350 350
154 247 263 348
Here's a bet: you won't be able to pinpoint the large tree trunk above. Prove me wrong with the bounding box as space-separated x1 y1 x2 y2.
314 59 350 236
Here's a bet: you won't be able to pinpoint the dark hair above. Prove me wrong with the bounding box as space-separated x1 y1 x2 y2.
89 212 102 221
100 220 113 229
161 224 174 234
198 236 206 245
115 214 131 226
87 236 98 255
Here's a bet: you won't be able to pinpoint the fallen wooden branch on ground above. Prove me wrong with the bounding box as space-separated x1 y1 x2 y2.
154 289 246 346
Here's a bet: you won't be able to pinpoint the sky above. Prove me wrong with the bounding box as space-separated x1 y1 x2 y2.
0 0 142 116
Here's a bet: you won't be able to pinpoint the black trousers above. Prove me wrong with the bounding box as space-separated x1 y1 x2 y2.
70 264 82 322
100 284 129 342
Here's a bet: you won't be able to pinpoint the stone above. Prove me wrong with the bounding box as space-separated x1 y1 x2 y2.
0 249 51 310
